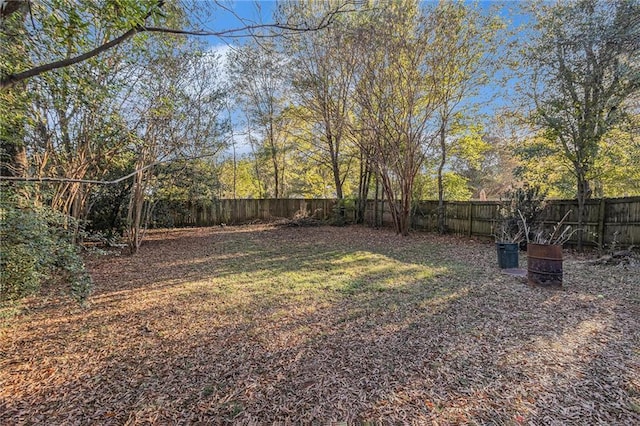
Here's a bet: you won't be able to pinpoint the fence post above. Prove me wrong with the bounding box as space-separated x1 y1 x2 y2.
597 198 607 249
468 202 473 237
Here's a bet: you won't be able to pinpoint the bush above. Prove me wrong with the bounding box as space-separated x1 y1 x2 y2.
0 192 92 303
1 244 42 300
498 184 547 246
504 185 547 227
85 180 130 238
330 198 355 226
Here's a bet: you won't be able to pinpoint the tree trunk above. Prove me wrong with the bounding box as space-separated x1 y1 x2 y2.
327 132 344 201
437 122 447 234
127 171 143 254
232 141 237 199
400 177 413 236
332 157 343 200
1 141 28 178
379 170 411 236
373 171 380 227
271 145 279 199
356 151 371 224
127 155 148 255
576 175 591 251
380 174 401 234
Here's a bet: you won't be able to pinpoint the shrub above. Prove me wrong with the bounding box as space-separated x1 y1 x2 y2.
498 184 547 246
505 185 547 228
1 244 42 300
330 198 355 227
0 192 92 303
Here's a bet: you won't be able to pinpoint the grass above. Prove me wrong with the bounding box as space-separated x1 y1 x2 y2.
0 224 639 424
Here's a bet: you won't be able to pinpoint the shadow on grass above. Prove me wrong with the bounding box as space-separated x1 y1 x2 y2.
85 226 466 309
1 225 638 423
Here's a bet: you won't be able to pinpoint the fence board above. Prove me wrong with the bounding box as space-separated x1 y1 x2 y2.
160 196 640 248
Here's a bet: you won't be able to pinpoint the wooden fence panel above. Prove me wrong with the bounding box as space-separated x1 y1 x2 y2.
446 202 469 235
163 197 640 248
412 201 438 232
603 197 640 247
471 202 501 238
537 200 588 245
531 197 640 247
167 198 341 226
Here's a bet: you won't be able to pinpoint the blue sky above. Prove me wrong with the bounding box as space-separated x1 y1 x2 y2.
208 1 528 44
206 1 277 41
207 1 529 156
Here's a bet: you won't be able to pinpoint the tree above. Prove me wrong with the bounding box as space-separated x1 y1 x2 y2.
521 0 640 248
515 121 640 198
427 0 504 233
592 120 640 196
463 134 520 199
354 1 441 235
283 1 360 202
26 48 132 222
122 48 228 253
218 156 264 199
228 41 290 198
439 118 492 199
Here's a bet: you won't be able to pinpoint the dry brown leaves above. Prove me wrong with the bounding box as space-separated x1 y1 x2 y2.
1 224 639 425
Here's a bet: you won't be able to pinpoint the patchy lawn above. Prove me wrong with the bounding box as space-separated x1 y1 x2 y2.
1 224 639 424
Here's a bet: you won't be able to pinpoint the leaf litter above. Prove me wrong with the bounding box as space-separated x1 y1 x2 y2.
1 224 639 424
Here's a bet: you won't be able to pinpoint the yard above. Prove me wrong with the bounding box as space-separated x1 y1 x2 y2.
1 224 639 424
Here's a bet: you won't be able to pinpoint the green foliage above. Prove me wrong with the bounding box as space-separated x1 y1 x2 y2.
521 0 640 203
414 171 473 201
591 124 640 197
86 181 132 238
330 198 355 226
0 189 92 302
449 122 491 170
497 184 547 243
501 185 546 222
156 159 222 203
1 244 42 300
218 157 264 199
514 125 640 198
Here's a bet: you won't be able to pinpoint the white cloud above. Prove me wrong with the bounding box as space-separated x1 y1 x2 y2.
206 43 234 81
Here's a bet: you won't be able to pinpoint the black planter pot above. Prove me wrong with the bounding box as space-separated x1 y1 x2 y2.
496 242 519 269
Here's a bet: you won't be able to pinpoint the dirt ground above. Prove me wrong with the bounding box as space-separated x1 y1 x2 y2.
1 224 639 424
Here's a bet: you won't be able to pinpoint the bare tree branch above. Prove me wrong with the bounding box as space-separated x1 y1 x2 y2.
1 27 140 89
0 2 354 90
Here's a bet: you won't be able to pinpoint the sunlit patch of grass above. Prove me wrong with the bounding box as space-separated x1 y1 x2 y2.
416 287 471 312
329 251 447 293
199 249 450 307
130 244 458 348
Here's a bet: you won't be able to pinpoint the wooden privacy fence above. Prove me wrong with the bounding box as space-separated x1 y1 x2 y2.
161 196 640 248
162 198 339 227
364 197 640 248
